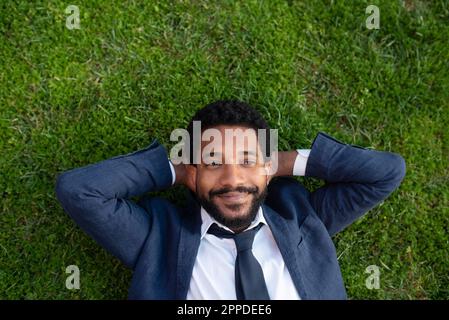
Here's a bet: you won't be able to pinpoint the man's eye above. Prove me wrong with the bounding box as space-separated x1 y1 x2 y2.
207 161 222 167
243 159 256 166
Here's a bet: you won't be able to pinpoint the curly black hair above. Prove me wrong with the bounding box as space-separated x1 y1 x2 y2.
186 100 272 164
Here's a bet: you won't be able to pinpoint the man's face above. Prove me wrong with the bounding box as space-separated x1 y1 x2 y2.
190 125 271 233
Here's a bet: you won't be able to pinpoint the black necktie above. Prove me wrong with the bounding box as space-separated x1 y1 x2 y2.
207 223 270 300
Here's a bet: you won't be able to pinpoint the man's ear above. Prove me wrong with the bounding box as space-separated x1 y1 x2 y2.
264 161 273 185
184 164 197 193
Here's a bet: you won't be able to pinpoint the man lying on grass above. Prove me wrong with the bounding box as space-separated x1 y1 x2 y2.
56 100 405 299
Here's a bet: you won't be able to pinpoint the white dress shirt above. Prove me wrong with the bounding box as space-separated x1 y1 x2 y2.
168 149 310 300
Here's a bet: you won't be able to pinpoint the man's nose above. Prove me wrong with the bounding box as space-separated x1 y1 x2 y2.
220 164 245 187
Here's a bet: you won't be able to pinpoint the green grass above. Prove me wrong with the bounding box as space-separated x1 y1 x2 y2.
1 0 448 299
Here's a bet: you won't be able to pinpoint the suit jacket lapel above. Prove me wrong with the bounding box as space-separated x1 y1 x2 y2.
262 204 308 299
176 191 202 299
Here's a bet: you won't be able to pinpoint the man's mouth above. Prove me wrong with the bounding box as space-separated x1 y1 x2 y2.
216 191 249 203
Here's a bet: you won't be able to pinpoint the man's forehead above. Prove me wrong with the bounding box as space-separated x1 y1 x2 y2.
199 126 260 148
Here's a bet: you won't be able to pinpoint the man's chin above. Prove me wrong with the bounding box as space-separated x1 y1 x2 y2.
216 201 251 219
197 188 267 231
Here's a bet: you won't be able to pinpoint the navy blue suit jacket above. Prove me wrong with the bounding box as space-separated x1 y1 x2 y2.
55 132 405 299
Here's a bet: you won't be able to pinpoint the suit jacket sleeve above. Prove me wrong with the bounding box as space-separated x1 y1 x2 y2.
305 132 406 236
55 139 172 269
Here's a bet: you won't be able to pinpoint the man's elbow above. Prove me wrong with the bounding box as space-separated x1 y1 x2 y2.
384 152 406 189
55 171 79 206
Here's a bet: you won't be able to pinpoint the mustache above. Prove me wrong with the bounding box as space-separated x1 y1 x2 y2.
210 186 259 198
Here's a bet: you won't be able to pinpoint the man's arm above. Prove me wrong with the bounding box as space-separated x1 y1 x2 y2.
55 139 173 269
272 149 310 177
271 133 405 236
305 132 406 236
272 151 298 177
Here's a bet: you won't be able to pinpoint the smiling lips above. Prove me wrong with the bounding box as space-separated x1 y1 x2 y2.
217 191 249 203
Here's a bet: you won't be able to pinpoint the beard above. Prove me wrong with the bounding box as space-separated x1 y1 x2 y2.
196 185 268 232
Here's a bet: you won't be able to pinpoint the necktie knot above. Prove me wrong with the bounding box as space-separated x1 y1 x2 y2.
233 225 261 252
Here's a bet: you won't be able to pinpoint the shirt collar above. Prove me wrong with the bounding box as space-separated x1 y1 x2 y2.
200 205 267 239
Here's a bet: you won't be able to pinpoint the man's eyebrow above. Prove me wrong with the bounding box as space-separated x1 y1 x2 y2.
204 151 222 157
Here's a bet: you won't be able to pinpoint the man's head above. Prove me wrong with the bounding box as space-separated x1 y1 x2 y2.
185 100 273 233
